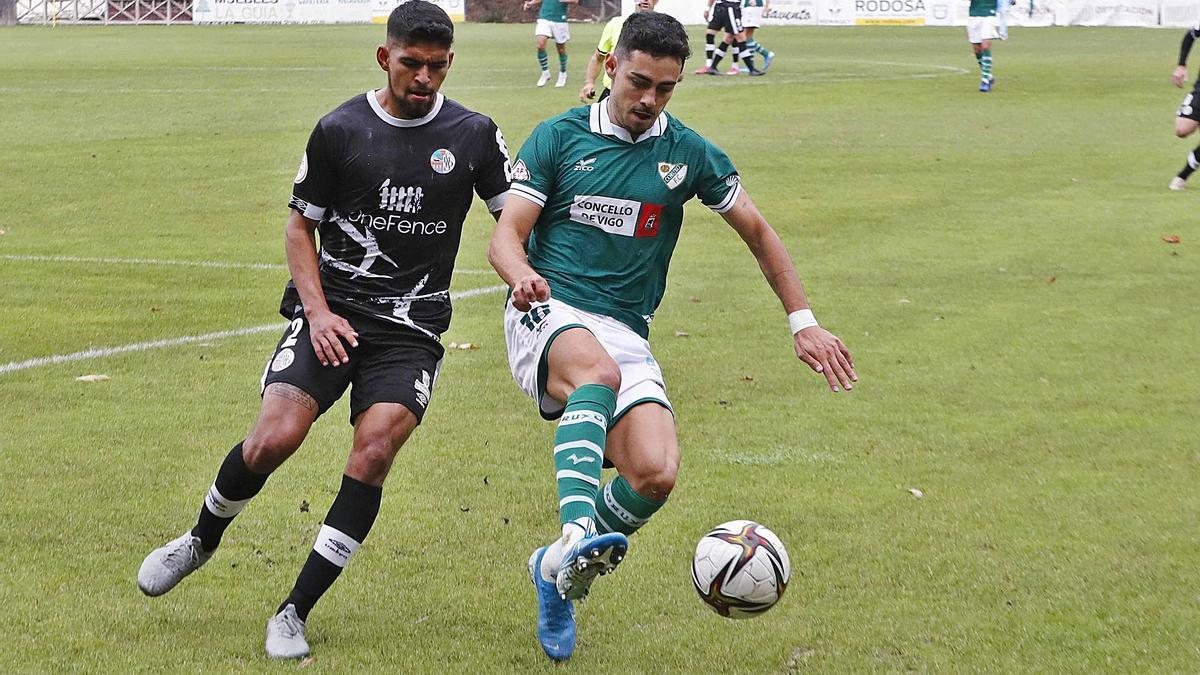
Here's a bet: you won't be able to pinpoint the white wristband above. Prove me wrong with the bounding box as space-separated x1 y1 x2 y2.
788 309 818 335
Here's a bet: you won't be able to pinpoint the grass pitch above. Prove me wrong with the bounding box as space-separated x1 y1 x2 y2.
1 23 1197 672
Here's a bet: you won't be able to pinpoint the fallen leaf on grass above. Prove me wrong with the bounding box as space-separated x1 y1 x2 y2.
674 330 690 338
415 615 429 624
0 228 8 235
299 657 315 668
1047 276 1056 284
1162 235 1181 244
75 374 111 382
299 500 309 513
447 342 478 350
739 375 754 382
908 488 924 498
899 298 911 304
689 296 702 303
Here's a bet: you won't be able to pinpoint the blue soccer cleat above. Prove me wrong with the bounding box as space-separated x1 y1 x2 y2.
762 51 775 71
979 79 991 93
529 546 575 661
556 532 628 602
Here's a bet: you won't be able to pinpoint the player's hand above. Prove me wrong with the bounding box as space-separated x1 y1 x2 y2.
703 10 709 19
579 83 596 102
307 308 359 367
1173 65 1189 88
522 0 535 9
511 273 551 312
793 327 856 392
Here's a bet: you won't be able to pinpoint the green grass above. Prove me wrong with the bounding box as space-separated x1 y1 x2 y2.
1 23 1198 672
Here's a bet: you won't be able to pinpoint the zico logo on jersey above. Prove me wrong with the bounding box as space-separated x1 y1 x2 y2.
570 195 663 239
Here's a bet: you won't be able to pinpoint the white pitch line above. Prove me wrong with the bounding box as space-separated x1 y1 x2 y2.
0 284 508 376
0 254 495 274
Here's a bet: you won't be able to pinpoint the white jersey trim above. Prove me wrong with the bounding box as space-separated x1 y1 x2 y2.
367 89 445 128
510 183 548 207
707 181 743 214
589 98 667 144
485 191 509 213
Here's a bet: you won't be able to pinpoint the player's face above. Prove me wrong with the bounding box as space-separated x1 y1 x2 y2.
605 50 682 138
376 40 454 119
634 0 657 11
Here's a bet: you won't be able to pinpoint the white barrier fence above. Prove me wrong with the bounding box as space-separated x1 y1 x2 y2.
645 0 1200 27
13 0 1199 25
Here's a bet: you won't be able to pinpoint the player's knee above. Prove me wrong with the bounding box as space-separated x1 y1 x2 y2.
631 458 678 500
348 435 399 483
1176 122 1195 138
586 362 621 393
242 429 303 472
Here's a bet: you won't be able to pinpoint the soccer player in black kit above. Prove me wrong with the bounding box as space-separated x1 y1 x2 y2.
1170 19 1200 190
136 1 511 659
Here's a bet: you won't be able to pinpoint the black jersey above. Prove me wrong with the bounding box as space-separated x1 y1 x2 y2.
286 91 511 342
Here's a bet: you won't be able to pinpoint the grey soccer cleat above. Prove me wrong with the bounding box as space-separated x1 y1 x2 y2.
265 604 310 659
138 532 212 596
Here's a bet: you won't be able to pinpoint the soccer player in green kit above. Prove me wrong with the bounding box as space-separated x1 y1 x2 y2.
488 11 856 662
524 0 577 88
967 0 1008 92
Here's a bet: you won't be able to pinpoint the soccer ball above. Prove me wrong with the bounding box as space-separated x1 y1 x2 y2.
691 520 790 619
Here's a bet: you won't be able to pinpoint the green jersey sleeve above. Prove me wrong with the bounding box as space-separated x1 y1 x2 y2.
508 121 559 208
693 137 742 214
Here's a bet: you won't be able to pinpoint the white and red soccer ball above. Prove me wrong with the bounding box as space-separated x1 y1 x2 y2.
691 520 791 619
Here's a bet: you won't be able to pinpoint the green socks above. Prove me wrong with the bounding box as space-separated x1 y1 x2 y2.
553 384 615 524
595 475 666 536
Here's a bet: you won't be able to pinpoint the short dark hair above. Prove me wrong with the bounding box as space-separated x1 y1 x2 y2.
387 0 454 48
614 11 691 64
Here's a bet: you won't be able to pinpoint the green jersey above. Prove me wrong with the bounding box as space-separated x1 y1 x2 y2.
969 0 997 17
538 0 568 22
509 101 741 338
742 0 765 8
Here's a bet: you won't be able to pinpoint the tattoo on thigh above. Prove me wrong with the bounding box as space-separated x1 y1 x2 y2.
267 383 317 411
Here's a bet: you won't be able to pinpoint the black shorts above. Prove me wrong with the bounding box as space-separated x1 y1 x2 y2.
260 310 444 425
707 2 743 34
1179 87 1200 122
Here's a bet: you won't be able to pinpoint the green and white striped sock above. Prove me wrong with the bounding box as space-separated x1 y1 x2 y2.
537 49 549 72
553 384 615 525
595 476 666 536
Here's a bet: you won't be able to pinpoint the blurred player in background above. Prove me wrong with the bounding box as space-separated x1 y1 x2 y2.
967 0 1008 92
525 0 578 87
1169 19 1200 190
732 0 774 74
578 0 658 103
695 0 762 76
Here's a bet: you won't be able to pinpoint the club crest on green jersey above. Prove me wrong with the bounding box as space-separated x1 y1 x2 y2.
658 162 688 190
512 158 531 182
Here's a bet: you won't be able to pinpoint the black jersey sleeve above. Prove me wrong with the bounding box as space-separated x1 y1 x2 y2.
288 120 338 221
476 120 513 214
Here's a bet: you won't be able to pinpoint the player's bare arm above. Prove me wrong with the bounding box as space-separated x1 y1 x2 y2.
284 209 359 367
487 196 550 311
719 192 857 392
580 50 604 101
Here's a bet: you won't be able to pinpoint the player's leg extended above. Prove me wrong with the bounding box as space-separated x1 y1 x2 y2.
978 39 993 90
595 403 678 537
540 328 627 600
137 384 318 597
268 402 417 659
536 33 551 86
555 41 569 87
1171 108 1200 189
